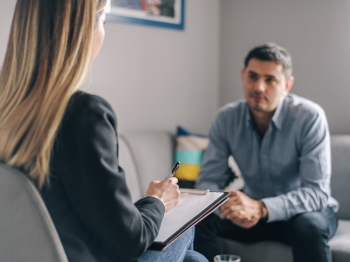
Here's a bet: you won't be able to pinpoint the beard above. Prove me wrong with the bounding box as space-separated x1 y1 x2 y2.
248 94 269 113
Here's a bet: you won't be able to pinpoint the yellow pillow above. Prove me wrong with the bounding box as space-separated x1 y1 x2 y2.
175 126 209 183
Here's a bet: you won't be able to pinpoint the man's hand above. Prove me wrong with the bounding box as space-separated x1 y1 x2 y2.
220 190 268 229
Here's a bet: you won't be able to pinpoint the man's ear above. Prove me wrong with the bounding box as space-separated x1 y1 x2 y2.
240 68 245 81
283 76 294 96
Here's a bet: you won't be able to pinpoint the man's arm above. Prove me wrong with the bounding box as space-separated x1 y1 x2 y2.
195 111 233 192
262 108 331 222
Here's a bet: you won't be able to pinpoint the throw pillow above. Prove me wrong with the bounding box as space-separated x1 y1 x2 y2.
174 126 209 188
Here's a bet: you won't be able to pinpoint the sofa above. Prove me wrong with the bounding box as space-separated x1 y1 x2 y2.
119 132 350 262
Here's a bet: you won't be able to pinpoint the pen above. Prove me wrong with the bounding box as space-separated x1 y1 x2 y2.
166 161 180 179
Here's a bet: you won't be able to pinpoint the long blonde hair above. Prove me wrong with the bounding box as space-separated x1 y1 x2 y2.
0 0 107 188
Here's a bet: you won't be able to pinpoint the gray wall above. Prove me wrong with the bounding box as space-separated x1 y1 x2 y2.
0 0 220 134
85 0 220 134
2 1 350 134
0 1 15 62
220 0 350 134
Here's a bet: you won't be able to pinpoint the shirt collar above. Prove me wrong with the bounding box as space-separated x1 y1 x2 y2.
245 104 254 129
271 96 285 130
245 96 286 130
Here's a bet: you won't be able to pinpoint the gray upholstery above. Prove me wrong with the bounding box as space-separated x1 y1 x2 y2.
121 132 175 196
119 132 350 262
119 136 143 200
218 239 293 262
0 164 68 262
330 220 350 262
330 135 350 220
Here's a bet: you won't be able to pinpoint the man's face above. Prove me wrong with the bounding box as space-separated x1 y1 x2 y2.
241 58 293 115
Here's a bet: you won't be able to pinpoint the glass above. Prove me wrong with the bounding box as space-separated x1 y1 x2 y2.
214 254 241 262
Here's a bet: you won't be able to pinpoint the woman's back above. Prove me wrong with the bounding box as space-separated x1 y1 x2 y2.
42 91 164 261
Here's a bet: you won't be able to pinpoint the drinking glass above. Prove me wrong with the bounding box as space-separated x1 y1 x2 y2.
213 254 241 262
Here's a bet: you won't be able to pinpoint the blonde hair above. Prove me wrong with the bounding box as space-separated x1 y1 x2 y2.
0 0 107 188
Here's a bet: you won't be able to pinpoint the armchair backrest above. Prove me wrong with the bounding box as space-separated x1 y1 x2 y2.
0 164 68 262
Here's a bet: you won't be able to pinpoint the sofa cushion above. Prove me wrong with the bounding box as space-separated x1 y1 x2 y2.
329 219 350 262
218 238 293 262
121 132 175 195
330 135 350 220
119 135 142 201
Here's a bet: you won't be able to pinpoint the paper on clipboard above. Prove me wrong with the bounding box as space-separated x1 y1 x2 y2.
149 190 229 250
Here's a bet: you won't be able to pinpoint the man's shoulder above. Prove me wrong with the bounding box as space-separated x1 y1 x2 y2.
217 99 247 117
284 94 325 117
209 100 248 131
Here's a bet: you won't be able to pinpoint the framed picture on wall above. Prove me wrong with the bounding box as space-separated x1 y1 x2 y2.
106 0 185 30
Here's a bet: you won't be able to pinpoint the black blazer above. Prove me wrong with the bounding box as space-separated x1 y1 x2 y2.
41 91 164 262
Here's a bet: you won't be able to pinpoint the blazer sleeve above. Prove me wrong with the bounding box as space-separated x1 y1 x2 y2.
53 92 165 261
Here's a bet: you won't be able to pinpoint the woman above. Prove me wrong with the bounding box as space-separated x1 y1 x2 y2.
0 1 207 261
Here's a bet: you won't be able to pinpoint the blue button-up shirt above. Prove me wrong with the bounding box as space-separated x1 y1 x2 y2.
195 94 339 222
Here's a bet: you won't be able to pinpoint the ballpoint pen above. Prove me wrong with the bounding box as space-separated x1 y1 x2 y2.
166 161 180 179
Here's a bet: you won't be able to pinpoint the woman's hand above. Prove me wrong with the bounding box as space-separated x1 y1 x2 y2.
145 177 180 212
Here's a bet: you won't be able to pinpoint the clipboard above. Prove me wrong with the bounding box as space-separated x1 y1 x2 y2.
149 189 229 251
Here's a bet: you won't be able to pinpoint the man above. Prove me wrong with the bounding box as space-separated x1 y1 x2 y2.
194 43 339 262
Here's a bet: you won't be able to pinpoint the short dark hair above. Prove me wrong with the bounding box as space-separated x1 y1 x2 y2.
244 43 293 78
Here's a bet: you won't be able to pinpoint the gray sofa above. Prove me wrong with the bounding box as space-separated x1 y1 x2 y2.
119 132 350 262
2 132 348 261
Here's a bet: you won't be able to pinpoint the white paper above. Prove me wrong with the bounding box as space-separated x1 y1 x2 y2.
155 192 224 242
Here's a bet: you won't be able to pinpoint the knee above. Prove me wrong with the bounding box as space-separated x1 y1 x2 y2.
184 226 195 238
289 212 328 243
181 227 195 250
184 250 209 262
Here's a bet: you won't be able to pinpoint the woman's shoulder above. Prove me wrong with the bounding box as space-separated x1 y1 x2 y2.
68 91 115 115
62 91 117 130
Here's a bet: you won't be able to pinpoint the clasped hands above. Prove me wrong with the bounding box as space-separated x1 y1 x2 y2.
220 190 268 228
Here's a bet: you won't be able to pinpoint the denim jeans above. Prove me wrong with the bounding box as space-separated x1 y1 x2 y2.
139 227 208 262
194 207 338 262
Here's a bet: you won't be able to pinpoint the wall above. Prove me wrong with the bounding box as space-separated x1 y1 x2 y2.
4 1 349 134
220 0 350 134
0 0 220 135
0 1 15 63
87 0 220 134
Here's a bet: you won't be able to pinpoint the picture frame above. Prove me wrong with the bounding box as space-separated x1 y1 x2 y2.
106 0 185 30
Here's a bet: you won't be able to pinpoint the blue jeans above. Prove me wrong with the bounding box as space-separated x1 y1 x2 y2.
139 227 208 262
194 207 338 262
